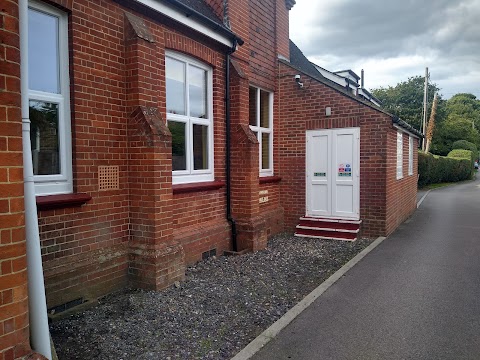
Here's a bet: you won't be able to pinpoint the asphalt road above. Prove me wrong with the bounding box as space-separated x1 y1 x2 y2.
252 178 480 360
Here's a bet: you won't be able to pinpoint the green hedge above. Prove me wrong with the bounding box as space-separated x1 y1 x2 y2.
451 140 478 154
418 150 472 187
448 149 476 163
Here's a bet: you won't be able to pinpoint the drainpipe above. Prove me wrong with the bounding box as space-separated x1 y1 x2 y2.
19 1 52 359
226 39 238 252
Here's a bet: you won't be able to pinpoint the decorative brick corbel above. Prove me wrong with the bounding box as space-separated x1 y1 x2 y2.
130 106 170 147
233 124 258 145
125 12 155 43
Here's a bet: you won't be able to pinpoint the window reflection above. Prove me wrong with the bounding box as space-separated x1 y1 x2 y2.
168 121 186 171
29 101 60 175
262 133 270 170
166 57 186 115
249 87 257 126
193 124 208 170
260 90 270 128
28 8 60 94
189 65 207 118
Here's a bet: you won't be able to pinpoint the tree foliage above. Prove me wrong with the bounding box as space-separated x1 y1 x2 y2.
431 94 480 155
371 75 445 131
372 74 480 156
451 140 478 154
431 118 480 155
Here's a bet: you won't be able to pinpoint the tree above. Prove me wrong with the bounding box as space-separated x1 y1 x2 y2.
431 118 480 155
430 93 480 155
372 75 446 131
445 93 480 129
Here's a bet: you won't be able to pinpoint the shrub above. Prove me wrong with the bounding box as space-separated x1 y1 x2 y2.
451 140 478 155
448 149 475 163
418 150 472 187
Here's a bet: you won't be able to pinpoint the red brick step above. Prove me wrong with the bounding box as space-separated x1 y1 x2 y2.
295 217 361 241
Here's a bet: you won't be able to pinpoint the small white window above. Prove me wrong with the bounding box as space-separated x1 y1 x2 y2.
408 136 414 176
165 51 214 184
397 131 403 180
249 87 273 176
28 1 72 195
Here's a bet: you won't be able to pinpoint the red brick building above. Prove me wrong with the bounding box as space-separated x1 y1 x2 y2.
0 0 419 358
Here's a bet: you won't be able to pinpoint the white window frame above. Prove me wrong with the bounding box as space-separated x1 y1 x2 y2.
397 131 403 180
166 51 214 185
408 136 414 176
249 86 274 177
28 1 72 195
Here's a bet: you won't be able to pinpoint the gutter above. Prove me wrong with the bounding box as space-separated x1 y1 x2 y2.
122 0 244 47
392 116 423 138
162 0 243 45
19 1 52 358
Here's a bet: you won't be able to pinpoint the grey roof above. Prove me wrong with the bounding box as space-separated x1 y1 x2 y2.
289 40 325 80
287 40 422 137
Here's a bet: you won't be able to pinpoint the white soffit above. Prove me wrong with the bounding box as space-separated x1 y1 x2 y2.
393 124 421 139
134 0 232 47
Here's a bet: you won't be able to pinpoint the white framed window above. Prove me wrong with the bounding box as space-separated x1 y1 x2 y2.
166 51 214 185
28 1 72 195
396 131 403 180
249 86 273 176
408 136 414 176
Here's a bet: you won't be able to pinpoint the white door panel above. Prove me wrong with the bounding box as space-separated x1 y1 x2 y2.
306 132 331 216
306 128 359 219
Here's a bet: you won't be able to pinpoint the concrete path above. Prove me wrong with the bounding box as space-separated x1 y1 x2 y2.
250 178 480 360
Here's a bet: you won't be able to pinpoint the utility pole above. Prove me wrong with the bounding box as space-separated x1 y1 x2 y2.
422 67 428 151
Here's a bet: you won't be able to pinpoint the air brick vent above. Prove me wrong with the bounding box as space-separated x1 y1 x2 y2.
98 166 119 191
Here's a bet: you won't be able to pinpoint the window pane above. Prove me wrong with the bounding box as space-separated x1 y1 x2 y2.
261 132 270 170
193 124 208 170
166 57 186 115
28 8 60 93
249 87 257 126
189 65 207 118
260 90 270 128
168 121 186 171
29 101 60 175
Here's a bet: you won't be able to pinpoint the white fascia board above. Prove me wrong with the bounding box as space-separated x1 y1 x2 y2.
134 0 233 47
393 124 421 139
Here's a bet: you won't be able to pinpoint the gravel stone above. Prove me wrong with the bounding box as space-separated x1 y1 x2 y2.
50 233 373 359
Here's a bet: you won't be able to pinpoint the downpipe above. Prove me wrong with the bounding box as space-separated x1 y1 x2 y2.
19 0 52 358
225 42 238 252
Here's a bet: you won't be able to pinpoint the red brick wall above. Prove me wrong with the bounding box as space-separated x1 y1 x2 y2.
32 0 232 306
0 1 31 359
248 0 276 90
385 130 418 235
277 62 417 237
36 0 130 308
166 32 231 264
275 0 290 61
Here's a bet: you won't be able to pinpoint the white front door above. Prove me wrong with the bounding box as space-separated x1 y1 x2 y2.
306 128 360 219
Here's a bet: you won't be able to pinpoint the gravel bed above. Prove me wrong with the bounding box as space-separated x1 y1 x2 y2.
50 233 373 360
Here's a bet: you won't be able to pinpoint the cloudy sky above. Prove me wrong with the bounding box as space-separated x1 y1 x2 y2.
289 0 480 99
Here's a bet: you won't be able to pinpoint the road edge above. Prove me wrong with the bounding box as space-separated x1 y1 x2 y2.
417 190 431 208
230 236 387 360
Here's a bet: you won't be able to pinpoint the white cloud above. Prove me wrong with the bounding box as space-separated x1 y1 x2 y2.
290 0 480 99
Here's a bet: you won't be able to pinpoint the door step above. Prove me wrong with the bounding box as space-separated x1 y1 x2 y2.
295 216 362 241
